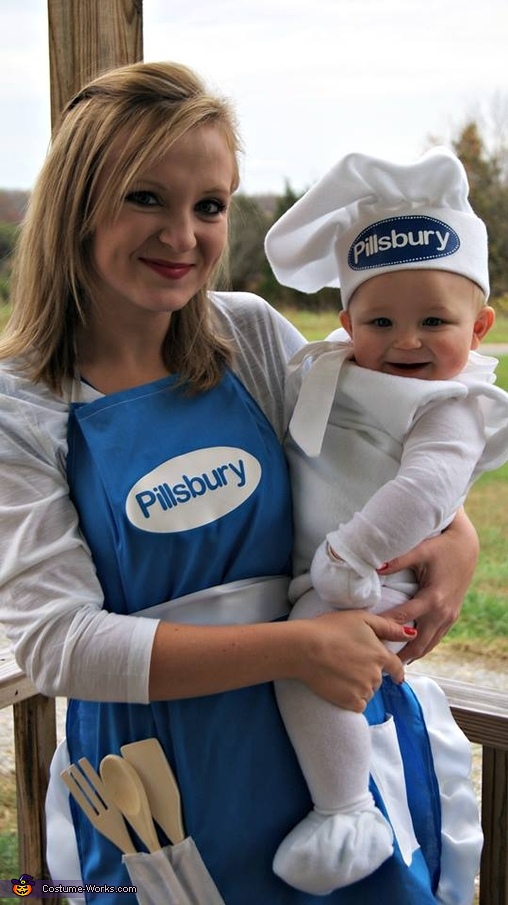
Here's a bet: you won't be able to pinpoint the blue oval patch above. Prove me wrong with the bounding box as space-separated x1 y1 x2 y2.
348 215 460 271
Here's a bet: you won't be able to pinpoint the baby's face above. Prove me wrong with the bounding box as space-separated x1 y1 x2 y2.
340 270 494 380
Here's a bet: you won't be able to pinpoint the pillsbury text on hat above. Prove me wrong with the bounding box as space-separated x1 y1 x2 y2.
265 147 489 307
348 215 460 270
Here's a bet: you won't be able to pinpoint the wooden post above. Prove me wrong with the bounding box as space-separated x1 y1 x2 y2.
14 694 58 905
12 4 143 893
480 746 508 905
47 0 143 127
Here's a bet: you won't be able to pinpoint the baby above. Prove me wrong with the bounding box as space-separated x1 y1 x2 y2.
264 147 508 895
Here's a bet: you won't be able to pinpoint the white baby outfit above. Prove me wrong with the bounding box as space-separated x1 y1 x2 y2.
264 146 507 897
273 337 508 895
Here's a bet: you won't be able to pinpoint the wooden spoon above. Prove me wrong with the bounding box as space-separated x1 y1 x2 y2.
100 754 161 853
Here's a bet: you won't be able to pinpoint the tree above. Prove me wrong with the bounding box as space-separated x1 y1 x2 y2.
0 222 18 260
452 121 508 299
224 194 269 291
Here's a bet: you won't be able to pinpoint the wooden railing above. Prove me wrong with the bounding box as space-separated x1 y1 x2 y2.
0 653 507 904
434 675 508 905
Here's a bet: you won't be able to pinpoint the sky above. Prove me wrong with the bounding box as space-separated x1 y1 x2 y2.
1 0 507 196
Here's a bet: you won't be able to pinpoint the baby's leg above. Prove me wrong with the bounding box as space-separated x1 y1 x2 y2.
273 589 393 894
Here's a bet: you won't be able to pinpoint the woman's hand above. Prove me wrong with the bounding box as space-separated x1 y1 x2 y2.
292 609 408 712
380 508 479 661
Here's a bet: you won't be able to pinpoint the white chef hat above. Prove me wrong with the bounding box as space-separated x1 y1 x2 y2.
264 146 489 307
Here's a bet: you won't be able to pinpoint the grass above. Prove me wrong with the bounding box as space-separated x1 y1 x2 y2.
458 463 508 656
0 771 69 904
0 772 18 901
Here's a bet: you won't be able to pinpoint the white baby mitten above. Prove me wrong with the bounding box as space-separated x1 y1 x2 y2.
310 539 381 608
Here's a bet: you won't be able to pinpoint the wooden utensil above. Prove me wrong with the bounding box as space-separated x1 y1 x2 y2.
120 738 186 844
61 758 136 854
100 754 161 853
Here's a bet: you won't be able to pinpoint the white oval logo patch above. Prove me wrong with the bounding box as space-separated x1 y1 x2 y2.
126 446 262 533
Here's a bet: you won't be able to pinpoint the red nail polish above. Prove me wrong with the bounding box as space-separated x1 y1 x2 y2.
403 626 417 636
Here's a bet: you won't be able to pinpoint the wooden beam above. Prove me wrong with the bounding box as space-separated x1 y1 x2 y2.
0 652 38 708
433 675 508 749
480 746 508 905
47 0 143 127
14 694 58 905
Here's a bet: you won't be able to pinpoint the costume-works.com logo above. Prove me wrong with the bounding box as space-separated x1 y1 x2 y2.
11 874 35 896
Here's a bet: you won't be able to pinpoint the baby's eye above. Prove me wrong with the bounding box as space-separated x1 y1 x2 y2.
423 317 445 327
125 190 160 207
371 317 392 328
195 198 227 216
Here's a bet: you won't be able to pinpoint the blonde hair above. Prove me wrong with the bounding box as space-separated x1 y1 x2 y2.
1 61 242 393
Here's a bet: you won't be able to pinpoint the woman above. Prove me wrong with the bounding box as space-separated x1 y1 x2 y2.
0 61 478 904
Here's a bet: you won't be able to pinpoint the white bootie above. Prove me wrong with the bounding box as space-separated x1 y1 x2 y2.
273 806 394 894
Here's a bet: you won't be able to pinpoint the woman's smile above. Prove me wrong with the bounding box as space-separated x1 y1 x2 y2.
139 257 195 280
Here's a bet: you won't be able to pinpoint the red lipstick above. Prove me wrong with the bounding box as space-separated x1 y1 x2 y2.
140 258 193 280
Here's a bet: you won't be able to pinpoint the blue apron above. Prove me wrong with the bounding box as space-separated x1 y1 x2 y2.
65 370 441 904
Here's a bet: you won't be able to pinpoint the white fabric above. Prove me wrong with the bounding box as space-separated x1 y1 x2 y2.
272 805 394 894
45 739 86 904
131 575 290 625
123 849 193 905
264 147 489 306
123 839 226 905
287 344 508 599
369 716 419 866
274 341 497 893
0 291 304 701
161 837 225 904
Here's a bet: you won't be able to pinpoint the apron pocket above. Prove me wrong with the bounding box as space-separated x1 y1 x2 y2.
369 715 419 866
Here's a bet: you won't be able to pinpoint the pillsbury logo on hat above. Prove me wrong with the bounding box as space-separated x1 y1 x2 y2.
348 215 460 271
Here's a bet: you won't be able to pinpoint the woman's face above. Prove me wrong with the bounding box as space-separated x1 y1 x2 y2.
91 125 235 322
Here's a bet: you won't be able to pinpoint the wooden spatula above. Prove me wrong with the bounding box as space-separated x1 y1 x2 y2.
120 738 186 844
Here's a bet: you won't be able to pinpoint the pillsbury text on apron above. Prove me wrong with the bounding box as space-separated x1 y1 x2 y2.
63 370 446 904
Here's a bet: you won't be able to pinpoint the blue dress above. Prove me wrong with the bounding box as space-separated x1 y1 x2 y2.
63 369 445 904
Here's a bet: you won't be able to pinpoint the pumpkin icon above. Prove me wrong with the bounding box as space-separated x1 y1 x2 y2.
11 874 35 896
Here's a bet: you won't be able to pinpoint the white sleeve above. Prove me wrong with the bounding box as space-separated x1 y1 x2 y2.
328 395 487 574
0 382 158 702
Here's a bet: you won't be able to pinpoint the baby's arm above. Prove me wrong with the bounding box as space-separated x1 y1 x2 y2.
311 395 485 607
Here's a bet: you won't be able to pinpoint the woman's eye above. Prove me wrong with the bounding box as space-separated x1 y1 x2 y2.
196 198 227 216
126 190 160 207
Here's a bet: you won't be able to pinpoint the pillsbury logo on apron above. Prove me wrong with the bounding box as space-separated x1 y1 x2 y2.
348 215 460 271
126 446 261 533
